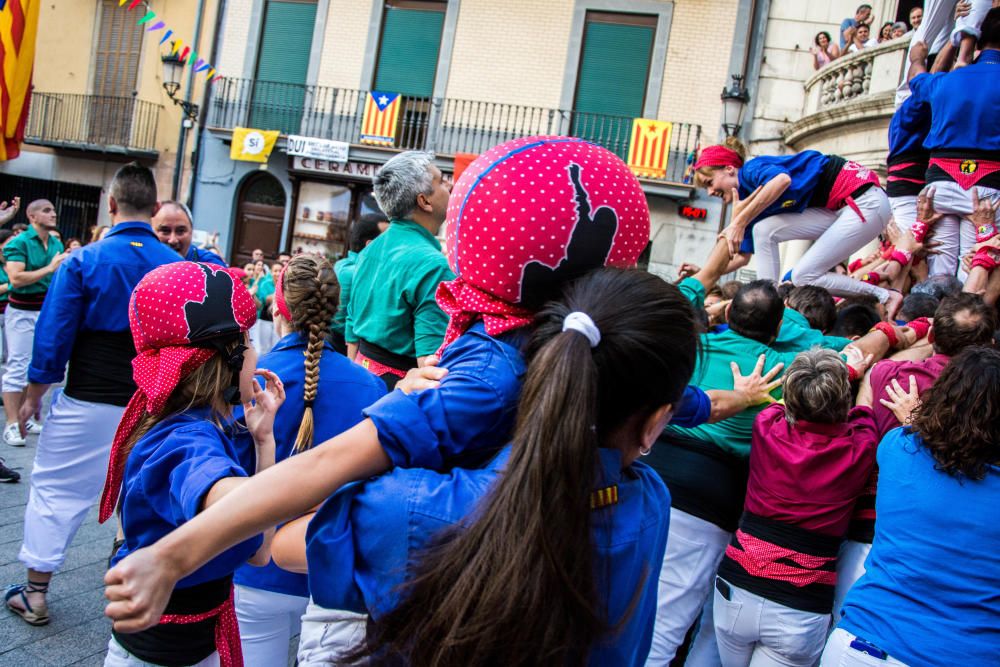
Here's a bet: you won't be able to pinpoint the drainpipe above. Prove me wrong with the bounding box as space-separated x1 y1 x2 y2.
186 0 226 210
171 0 208 200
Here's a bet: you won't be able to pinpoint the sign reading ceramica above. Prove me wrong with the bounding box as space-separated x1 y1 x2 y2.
286 135 350 163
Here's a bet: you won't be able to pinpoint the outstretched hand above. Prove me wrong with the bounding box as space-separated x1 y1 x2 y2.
916 186 943 228
0 196 21 225
244 369 285 440
969 187 1000 231
731 354 784 407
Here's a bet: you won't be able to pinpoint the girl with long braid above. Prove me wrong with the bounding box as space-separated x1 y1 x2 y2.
231 254 385 666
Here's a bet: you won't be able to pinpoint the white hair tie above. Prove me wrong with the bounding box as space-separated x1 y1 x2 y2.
563 312 601 348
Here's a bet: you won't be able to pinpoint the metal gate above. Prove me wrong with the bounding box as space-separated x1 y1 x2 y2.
0 174 103 243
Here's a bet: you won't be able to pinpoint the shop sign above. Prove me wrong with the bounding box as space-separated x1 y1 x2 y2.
292 156 377 178
286 136 350 163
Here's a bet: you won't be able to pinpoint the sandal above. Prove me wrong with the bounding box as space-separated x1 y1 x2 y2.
5 581 50 626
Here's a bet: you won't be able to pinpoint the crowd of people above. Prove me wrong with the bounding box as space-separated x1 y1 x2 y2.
0 6 995 667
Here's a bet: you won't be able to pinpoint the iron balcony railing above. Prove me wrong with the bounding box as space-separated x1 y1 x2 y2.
209 78 700 183
25 92 161 156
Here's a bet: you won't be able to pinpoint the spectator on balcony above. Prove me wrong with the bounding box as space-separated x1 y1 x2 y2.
910 5 924 31
693 138 903 319
811 31 841 69
905 10 1000 277
848 23 875 52
344 151 454 389
877 21 895 43
841 4 875 49
153 200 227 266
892 21 909 38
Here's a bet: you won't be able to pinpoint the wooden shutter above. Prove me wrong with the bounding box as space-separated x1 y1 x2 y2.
251 0 318 133
373 2 446 98
93 0 143 97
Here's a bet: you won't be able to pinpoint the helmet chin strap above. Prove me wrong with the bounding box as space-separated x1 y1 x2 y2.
205 337 247 406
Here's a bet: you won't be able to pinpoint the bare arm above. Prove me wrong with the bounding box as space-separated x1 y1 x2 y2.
6 254 67 289
704 355 783 423
907 41 929 82
270 512 314 574
691 238 736 293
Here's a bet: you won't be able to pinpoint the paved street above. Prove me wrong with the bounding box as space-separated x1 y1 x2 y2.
0 415 116 666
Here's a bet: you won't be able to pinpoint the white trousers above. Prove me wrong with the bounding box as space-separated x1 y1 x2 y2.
820 628 910 667
923 181 1000 277
235 584 308 667
752 189 891 301
2 307 38 393
888 195 918 235
296 601 368 666
714 579 830 667
646 509 731 666
19 393 123 572
685 596 724 667
104 637 220 666
831 540 872 630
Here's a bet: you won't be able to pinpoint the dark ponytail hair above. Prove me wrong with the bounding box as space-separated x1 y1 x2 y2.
349 268 698 666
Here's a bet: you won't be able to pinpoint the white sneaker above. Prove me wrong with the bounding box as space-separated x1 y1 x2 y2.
24 419 42 435
3 423 25 447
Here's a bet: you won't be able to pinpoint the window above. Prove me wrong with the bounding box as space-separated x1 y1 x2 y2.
572 11 656 158
90 0 144 145
250 0 318 133
372 0 446 98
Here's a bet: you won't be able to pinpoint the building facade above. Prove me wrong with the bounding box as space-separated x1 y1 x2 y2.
192 0 767 272
0 0 216 240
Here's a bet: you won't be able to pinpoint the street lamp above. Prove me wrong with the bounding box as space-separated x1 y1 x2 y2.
161 51 199 121
720 74 750 137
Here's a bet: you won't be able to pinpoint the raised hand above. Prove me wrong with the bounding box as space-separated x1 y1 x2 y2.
731 354 784 407
0 196 21 225
244 369 285 440
969 187 1000 232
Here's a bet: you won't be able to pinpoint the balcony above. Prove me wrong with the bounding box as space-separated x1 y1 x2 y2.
25 92 161 158
208 78 701 186
782 36 910 171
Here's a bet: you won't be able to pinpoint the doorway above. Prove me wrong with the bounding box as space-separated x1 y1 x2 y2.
232 172 287 266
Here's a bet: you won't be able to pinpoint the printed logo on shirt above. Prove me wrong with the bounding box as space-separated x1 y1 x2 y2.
961 159 979 175
130 241 144 247
781 199 797 208
590 484 619 509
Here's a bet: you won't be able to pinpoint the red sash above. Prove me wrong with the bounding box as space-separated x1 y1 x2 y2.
355 352 407 379
929 157 1000 190
159 588 243 667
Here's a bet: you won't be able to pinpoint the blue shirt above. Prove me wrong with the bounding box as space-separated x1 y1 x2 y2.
839 428 1000 666
887 89 931 161
28 221 183 385
737 152 830 253
365 321 713 471
306 446 670 666
185 245 227 266
111 409 262 589
911 50 1000 153
839 17 856 49
233 332 386 597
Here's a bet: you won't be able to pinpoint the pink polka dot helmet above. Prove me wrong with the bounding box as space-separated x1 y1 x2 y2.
437 136 650 347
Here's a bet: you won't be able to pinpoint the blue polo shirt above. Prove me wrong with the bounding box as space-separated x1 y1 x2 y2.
839 427 1000 666
28 221 183 404
111 409 262 589
306 446 670 666
912 50 1000 153
887 90 931 162
737 152 830 253
185 245 227 266
232 332 386 598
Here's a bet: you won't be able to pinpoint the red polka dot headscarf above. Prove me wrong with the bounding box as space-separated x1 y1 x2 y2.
437 136 650 348
99 262 258 522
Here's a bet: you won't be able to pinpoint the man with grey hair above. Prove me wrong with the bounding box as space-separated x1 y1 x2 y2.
344 151 453 389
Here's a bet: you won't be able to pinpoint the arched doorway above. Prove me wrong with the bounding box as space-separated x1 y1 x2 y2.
232 172 287 266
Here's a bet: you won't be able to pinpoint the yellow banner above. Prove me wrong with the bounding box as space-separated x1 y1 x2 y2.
231 127 279 163
627 119 673 180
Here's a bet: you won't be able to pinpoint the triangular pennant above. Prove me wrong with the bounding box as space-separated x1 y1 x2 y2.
137 10 156 25
171 39 183 54
118 0 128 5
146 21 165 32
179 46 190 63
211 75 222 83
159 29 173 45
127 0 143 9
193 58 205 70
204 68 217 79
187 50 198 68
195 62 211 73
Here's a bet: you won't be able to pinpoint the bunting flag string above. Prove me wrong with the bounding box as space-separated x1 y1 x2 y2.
119 1 222 83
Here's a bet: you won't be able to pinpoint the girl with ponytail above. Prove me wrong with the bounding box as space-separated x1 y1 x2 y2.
230 254 386 667
300 268 699 665
694 137 902 319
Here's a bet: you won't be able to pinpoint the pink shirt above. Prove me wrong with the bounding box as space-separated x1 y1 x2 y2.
746 404 878 537
869 354 950 437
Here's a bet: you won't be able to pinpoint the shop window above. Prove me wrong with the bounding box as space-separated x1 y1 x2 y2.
572 11 656 159
250 0 317 134
293 182 354 259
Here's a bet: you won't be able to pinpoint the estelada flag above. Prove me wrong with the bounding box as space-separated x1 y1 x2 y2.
230 127 279 163
0 0 40 161
360 91 400 146
627 119 673 180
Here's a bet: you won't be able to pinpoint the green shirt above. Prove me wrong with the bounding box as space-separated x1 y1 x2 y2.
254 273 275 318
345 219 454 358
772 307 852 354
3 225 64 296
0 264 8 304
664 328 797 458
678 276 706 310
331 250 359 336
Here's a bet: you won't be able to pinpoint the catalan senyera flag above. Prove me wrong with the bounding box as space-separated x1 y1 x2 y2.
360 91 400 146
627 119 673 180
0 0 40 161
230 127 279 163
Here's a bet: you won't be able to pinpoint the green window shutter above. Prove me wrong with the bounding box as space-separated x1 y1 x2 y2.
373 7 445 98
572 17 654 159
251 0 317 133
